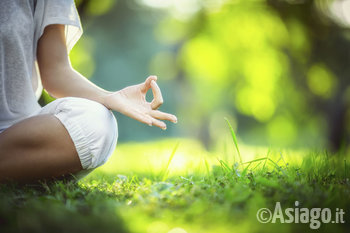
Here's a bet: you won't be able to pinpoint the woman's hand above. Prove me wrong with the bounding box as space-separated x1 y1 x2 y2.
103 76 177 130
37 25 176 130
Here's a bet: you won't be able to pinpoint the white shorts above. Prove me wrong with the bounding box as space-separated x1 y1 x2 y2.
36 97 118 178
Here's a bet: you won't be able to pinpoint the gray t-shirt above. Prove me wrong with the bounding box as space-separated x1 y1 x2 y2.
0 0 82 132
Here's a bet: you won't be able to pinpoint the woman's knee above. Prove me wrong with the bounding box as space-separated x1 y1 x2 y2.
79 99 118 168
42 97 118 170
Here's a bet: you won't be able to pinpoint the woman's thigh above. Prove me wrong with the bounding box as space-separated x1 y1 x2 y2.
0 114 82 183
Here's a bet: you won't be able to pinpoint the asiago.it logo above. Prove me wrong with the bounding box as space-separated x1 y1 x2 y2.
256 201 345 229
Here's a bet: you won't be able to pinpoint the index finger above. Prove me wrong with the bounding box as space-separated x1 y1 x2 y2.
141 75 157 93
150 80 164 110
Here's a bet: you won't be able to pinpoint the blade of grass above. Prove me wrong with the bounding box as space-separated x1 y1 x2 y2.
263 149 271 170
224 117 242 164
345 159 347 179
217 158 230 173
268 158 285 175
220 159 232 172
253 161 262 170
242 157 268 173
242 157 267 165
161 142 180 181
242 162 252 176
204 159 210 177
279 151 288 168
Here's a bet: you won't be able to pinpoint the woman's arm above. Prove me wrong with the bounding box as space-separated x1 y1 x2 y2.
37 24 177 129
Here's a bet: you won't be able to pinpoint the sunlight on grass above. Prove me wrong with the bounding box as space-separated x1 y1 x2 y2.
91 138 216 178
86 135 323 183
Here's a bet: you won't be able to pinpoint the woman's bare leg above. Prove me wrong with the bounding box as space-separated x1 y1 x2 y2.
0 114 83 183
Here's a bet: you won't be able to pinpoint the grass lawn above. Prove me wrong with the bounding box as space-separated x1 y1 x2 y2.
1 137 349 233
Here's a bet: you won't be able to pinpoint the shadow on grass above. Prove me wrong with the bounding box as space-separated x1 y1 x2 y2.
0 181 128 233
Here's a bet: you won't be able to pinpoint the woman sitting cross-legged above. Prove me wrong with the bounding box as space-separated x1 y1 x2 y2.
0 0 177 183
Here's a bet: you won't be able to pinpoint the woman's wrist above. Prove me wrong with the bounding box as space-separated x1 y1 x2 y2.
101 90 114 110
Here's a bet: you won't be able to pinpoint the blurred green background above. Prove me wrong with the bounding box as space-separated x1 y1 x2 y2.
47 0 350 151
4 2 350 232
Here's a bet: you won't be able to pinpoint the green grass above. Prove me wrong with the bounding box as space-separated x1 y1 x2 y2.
1 137 350 233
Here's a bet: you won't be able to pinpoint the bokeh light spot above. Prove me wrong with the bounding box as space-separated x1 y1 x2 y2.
267 116 297 146
167 227 187 233
307 64 337 98
69 36 95 79
86 0 116 16
181 36 228 83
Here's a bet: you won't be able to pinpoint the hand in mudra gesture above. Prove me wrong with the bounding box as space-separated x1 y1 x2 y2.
104 76 177 130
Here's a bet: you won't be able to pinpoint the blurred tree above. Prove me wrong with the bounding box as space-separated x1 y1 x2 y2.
70 0 350 151
267 0 350 151
167 0 350 151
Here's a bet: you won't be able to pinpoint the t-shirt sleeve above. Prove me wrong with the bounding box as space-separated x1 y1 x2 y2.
33 0 82 53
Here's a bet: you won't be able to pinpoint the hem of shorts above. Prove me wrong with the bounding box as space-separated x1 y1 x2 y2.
53 114 92 169
99 111 118 166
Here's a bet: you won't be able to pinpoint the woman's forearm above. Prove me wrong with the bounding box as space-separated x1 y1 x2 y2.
42 64 112 108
